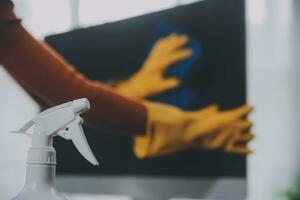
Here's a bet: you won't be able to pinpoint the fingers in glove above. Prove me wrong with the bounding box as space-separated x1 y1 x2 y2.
187 105 252 136
151 34 187 55
200 104 219 113
187 104 219 119
156 78 181 92
161 33 189 51
205 128 234 149
209 123 254 150
234 133 255 147
226 146 253 155
227 104 253 119
233 120 253 131
162 48 193 68
215 105 253 127
239 133 255 142
225 131 253 155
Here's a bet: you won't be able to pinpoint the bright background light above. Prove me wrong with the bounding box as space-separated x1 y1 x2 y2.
14 0 203 39
79 0 178 27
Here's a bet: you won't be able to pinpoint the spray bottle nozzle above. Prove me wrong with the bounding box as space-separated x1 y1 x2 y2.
13 98 99 166
72 98 90 114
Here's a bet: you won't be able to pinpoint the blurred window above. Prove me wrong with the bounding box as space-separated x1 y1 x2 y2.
16 0 203 38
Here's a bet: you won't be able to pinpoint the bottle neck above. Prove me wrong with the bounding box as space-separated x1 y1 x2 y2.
24 147 57 190
31 130 53 148
16 148 59 197
24 164 56 191
27 147 56 165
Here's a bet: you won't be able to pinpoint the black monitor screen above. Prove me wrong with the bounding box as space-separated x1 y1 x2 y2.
46 0 246 178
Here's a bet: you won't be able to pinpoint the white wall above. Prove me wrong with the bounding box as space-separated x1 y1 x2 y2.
246 0 300 199
0 68 39 199
0 0 299 199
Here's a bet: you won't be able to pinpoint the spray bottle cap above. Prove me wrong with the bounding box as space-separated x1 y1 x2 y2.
13 98 99 165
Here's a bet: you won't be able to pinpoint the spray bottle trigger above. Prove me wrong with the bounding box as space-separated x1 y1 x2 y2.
58 116 99 165
11 120 35 138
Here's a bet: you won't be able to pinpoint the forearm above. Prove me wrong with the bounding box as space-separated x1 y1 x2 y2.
0 0 147 136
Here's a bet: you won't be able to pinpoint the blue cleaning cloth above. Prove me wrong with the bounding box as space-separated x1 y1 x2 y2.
149 21 203 109
154 87 199 109
152 22 202 80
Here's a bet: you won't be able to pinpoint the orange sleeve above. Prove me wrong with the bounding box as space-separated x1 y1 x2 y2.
0 0 147 136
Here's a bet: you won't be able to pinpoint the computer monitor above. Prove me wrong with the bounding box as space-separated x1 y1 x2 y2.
46 0 247 199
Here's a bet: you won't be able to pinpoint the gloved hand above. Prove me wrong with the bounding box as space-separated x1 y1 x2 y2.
114 33 192 99
190 106 254 154
134 102 253 158
197 121 254 155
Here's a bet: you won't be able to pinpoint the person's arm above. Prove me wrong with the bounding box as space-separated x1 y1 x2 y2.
0 0 147 136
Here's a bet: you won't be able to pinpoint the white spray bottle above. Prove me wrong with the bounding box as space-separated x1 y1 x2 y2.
11 98 99 200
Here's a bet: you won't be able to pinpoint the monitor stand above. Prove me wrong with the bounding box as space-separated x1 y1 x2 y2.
56 175 246 200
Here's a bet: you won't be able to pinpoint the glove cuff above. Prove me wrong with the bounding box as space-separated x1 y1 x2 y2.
133 101 153 158
114 77 147 99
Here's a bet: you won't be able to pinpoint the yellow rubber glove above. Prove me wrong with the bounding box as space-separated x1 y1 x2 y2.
197 122 254 154
134 102 253 158
114 33 192 99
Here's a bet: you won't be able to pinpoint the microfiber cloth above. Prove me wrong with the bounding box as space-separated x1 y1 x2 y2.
149 21 203 109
